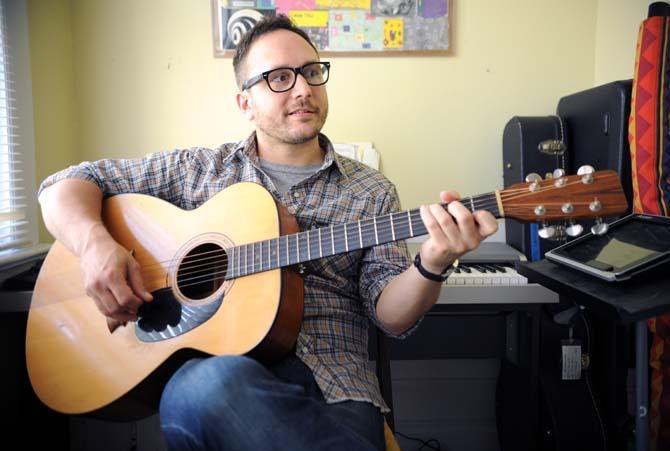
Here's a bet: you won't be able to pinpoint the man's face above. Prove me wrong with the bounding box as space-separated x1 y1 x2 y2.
237 30 329 146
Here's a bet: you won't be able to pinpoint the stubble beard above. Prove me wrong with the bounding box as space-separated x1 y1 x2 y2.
258 104 329 145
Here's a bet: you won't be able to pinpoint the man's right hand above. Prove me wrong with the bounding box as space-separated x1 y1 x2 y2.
38 179 153 323
79 224 153 322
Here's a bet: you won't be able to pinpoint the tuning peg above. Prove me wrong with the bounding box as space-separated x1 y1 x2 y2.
525 173 542 192
577 165 595 175
578 165 595 184
551 169 568 187
561 203 574 214
589 200 602 213
582 174 594 184
591 218 609 235
538 223 556 239
525 173 542 183
566 221 584 237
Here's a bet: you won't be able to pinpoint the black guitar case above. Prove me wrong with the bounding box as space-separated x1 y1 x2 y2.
556 79 634 218
502 115 569 260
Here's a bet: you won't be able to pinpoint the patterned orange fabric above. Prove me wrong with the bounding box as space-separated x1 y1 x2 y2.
629 15 670 451
648 315 670 450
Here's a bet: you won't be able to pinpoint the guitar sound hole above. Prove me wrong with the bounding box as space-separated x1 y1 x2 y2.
176 243 228 300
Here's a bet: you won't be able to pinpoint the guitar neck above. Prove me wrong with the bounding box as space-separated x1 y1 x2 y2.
226 192 501 279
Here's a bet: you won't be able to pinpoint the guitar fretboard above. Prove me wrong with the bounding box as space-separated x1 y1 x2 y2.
225 193 500 279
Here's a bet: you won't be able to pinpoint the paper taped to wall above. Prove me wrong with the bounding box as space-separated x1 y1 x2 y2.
333 141 380 170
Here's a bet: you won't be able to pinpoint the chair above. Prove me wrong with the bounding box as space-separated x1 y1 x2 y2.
373 326 401 451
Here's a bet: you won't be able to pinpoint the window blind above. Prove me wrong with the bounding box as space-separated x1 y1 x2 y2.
0 0 30 253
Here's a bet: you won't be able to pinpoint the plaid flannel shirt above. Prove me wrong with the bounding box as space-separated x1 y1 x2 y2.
39 132 415 412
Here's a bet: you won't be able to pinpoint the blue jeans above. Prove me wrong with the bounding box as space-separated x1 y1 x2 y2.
159 353 385 451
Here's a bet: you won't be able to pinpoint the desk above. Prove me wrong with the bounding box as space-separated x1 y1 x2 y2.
517 259 670 451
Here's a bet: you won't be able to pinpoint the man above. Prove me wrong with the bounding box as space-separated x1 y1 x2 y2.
38 15 497 451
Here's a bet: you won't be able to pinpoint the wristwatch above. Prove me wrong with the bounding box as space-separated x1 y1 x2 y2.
413 252 457 282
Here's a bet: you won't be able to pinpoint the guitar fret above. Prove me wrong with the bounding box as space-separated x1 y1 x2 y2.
307 231 311 260
412 210 427 237
267 239 271 269
330 225 335 255
244 244 248 275
469 196 475 212
238 245 241 276
373 217 379 245
230 247 235 278
285 235 290 265
318 228 323 257
377 215 391 243
407 210 413 237
296 233 300 262
358 220 363 248
344 223 349 252
390 213 396 241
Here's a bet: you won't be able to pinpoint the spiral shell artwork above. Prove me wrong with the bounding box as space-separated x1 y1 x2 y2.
227 9 266 47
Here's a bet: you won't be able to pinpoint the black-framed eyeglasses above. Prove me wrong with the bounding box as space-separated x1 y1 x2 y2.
241 62 331 93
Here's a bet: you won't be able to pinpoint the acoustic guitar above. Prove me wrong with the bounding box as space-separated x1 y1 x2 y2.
25 169 627 419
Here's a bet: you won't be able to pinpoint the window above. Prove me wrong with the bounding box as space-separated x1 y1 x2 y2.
0 0 45 268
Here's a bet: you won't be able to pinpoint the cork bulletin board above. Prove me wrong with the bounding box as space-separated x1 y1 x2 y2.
211 0 451 56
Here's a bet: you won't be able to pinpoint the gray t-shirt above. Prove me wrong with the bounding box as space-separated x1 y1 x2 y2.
259 158 322 195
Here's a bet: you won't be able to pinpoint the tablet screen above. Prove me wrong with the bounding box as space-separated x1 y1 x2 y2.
551 217 670 272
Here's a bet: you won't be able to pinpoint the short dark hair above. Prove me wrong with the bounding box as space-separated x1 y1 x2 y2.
232 14 319 88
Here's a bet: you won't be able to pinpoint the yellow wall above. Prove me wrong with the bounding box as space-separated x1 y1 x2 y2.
595 0 651 85
28 0 77 242
30 0 651 241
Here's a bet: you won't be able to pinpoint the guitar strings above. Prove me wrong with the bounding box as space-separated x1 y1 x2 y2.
175 204 594 286
138 175 614 286
171 207 492 288
143 185 593 284
136 199 494 279
137 193 500 272
160 189 537 278
141 210 441 286
154 225 578 289
142 179 591 282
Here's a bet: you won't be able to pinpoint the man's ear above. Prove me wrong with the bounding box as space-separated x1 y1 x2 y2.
236 92 255 121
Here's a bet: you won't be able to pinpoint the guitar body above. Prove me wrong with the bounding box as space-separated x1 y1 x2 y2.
25 182 303 418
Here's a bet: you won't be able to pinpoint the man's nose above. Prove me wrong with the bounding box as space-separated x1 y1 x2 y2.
291 73 312 97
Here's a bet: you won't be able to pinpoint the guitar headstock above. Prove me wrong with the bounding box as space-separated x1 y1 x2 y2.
499 166 628 237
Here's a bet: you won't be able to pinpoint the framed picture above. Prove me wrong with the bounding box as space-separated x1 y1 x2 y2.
211 0 451 56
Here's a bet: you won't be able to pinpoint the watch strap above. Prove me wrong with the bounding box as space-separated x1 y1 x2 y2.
413 252 455 282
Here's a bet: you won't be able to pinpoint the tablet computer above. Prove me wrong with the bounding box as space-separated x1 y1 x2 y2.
544 213 670 282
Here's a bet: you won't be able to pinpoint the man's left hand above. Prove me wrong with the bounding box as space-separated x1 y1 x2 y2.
418 190 498 275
